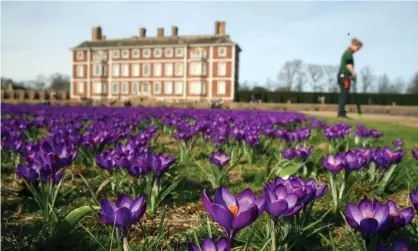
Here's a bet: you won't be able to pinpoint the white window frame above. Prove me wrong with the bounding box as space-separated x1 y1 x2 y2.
112 64 120 77
143 49 151 58
132 49 140 58
153 81 161 94
143 63 150 76
112 82 119 94
121 82 129 94
190 82 205 95
217 81 226 95
165 48 173 57
94 82 106 94
154 48 162 58
175 81 183 95
218 47 227 57
112 50 120 59
218 62 226 76
175 48 183 57
121 49 130 59
77 82 84 93
121 64 129 77
77 65 84 77
142 82 150 94
191 48 203 58
94 64 105 77
132 82 139 95
132 64 140 77
175 63 183 76
76 51 84 60
153 63 162 77
190 62 206 76
164 81 173 94
164 63 173 76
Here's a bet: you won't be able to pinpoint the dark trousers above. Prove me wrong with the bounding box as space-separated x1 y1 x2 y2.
337 76 350 116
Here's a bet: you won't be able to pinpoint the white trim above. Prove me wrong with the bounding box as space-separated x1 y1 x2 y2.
111 82 119 94
77 81 84 94
154 48 162 58
70 51 74 99
175 47 184 57
231 45 236 100
121 81 129 94
217 81 226 95
142 82 150 95
72 58 231 64
112 64 120 77
208 46 213 99
121 49 130 59
217 62 227 76
132 81 139 95
153 81 161 94
165 63 173 76
87 50 91 97
109 77 185 81
164 81 173 94
218 47 227 57
108 53 113 99
76 51 84 60
165 48 173 57
112 49 120 59
121 63 129 77
188 58 232 63
143 63 151 76
143 48 151 58
132 64 140 77
153 63 162 77
182 45 187 99
132 49 140 58
71 42 237 51
175 81 183 95
93 82 106 94
174 63 183 76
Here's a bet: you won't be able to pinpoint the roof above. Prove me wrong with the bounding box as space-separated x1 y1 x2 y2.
71 35 242 52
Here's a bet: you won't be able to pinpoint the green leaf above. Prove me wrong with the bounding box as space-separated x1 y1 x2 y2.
278 163 303 178
57 205 100 234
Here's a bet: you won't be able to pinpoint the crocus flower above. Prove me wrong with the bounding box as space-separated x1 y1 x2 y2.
306 178 328 200
95 152 116 171
409 187 418 212
373 147 405 168
202 187 264 240
393 240 411 251
392 138 404 148
357 148 373 165
345 198 389 237
210 152 231 168
281 149 296 160
294 145 313 160
98 193 146 237
16 163 38 183
384 200 414 230
264 183 302 219
321 153 346 173
412 149 418 161
188 237 229 251
345 150 365 172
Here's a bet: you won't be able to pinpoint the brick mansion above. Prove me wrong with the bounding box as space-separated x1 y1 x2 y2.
70 21 241 102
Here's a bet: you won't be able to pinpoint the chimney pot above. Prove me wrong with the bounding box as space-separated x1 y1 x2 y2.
157 27 164 37
139 28 146 38
171 26 178 36
92 26 102 41
218 21 226 35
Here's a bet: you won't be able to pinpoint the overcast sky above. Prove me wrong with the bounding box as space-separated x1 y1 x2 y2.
2 1 418 90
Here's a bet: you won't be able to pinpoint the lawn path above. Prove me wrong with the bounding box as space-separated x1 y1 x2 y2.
304 111 418 128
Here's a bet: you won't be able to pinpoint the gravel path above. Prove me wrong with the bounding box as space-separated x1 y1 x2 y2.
304 111 418 128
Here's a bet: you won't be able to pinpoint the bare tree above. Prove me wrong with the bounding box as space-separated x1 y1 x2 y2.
30 74 48 90
307 64 324 92
278 59 303 91
407 71 418 94
322 65 339 92
295 71 307 92
377 74 392 93
391 77 405 94
265 77 275 91
239 80 251 91
49 73 70 91
360 66 374 93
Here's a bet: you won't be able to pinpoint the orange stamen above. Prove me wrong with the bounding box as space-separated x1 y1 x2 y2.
391 212 398 216
402 248 408 251
228 205 238 217
365 215 372 219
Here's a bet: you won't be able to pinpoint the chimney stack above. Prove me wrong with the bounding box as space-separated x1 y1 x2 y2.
92 26 102 41
157 28 164 37
214 21 220 35
139 28 146 38
171 26 178 36
218 21 226 35
102 35 106 40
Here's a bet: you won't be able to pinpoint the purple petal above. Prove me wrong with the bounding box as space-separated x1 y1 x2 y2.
114 207 133 229
211 204 233 234
187 243 200 251
359 218 379 235
232 204 258 231
215 187 236 208
202 189 214 215
399 207 414 225
201 237 216 251
346 204 363 224
130 196 146 221
216 238 229 251
236 188 256 213
393 240 409 251
116 193 132 208
284 194 298 209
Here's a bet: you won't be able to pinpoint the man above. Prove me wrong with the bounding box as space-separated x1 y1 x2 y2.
337 38 363 118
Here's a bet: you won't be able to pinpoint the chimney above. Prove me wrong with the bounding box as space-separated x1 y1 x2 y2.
139 28 146 38
218 21 226 35
102 35 106 40
214 21 220 35
171 26 178 36
157 28 164 37
91 26 102 41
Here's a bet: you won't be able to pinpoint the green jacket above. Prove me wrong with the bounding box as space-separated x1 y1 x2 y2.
338 48 354 77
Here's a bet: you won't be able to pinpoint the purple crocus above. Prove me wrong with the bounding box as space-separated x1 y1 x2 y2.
306 178 329 200
188 237 229 251
98 193 146 237
264 183 302 219
409 187 418 212
202 187 264 241
384 200 414 230
373 147 405 168
95 152 116 171
209 152 231 168
344 150 365 172
345 198 389 237
281 149 296 160
392 138 404 148
412 149 418 161
294 145 313 160
321 153 346 173
393 240 411 251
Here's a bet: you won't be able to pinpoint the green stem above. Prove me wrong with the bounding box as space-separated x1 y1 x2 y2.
123 236 129 251
329 173 338 212
271 218 276 251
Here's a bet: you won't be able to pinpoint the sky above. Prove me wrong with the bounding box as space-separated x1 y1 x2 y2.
1 1 418 91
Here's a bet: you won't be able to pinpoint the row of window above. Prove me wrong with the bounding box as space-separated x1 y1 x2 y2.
77 81 227 96
76 47 227 60
75 62 228 78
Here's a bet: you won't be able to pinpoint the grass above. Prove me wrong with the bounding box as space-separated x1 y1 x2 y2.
1 110 418 251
